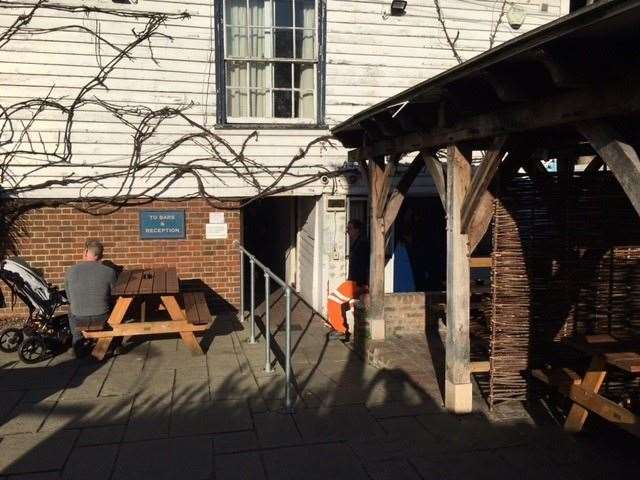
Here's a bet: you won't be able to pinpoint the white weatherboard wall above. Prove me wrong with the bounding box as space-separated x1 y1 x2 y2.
1 0 565 199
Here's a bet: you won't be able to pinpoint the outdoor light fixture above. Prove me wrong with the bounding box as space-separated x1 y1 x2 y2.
390 0 407 16
506 3 527 29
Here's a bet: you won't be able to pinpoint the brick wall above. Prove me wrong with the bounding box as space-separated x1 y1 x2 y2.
0 199 240 318
384 292 444 336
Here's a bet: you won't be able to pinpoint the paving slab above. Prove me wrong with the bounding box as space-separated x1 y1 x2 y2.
113 436 212 480
76 425 125 446
169 399 252 436
212 430 259 454
62 444 118 480
294 405 384 442
41 397 133 432
261 444 369 480
214 451 265 480
252 412 301 448
364 459 422 480
0 402 56 435
124 393 171 442
0 430 77 475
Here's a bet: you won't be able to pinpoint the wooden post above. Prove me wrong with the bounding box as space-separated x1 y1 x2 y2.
368 155 387 340
445 144 472 413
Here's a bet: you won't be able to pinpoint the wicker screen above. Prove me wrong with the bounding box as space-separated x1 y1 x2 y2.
489 172 640 406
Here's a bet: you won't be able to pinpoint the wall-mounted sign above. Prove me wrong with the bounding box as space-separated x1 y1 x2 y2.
209 212 225 224
139 210 186 239
206 223 228 240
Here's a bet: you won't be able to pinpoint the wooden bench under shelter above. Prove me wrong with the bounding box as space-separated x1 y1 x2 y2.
83 267 211 360
532 334 640 438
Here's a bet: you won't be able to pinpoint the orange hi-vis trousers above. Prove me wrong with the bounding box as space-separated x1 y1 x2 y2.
326 281 358 333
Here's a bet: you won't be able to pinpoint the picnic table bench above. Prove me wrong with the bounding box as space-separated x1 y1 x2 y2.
82 267 211 360
532 334 640 437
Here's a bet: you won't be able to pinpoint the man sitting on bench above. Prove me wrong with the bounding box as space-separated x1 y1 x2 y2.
64 239 117 357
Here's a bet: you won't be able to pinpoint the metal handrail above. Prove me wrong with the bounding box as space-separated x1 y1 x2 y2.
234 240 294 412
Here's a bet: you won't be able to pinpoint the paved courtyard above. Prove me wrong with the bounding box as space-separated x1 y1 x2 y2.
0 292 638 479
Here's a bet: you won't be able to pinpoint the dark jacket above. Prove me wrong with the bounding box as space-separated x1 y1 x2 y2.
348 235 370 285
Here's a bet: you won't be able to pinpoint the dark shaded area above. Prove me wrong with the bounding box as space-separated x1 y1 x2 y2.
491 172 640 408
393 197 446 292
242 197 293 306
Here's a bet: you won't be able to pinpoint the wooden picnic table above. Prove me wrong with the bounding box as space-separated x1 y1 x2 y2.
83 267 209 360
532 334 640 437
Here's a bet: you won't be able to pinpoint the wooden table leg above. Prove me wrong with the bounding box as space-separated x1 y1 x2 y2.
564 354 607 433
161 295 203 356
92 297 133 361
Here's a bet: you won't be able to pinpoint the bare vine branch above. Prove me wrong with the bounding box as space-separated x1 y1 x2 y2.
489 0 509 49
433 0 464 65
0 0 344 223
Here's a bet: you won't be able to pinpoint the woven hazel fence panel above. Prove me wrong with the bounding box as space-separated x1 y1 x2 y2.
489 172 640 407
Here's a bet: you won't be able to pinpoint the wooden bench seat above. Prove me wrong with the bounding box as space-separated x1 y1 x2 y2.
83 321 208 338
532 367 582 387
183 291 211 325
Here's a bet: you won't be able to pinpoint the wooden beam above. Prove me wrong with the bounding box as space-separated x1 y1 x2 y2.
564 355 607 433
376 154 401 217
368 155 387 340
524 49 582 88
82 321 208 338
461 136 507 233
469 257 491 268
467 146 531 253
382 152 424 229
470 360 490 373
577 121 640 217
480 71 528 102
423 153 447 208
445 144 473 413
361 72 640 157
584 155 604 173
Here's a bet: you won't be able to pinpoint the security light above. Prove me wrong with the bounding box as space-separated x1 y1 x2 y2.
506 4 527 30
390 0 407 16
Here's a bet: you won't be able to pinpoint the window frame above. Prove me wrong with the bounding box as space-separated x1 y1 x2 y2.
215 0 326 127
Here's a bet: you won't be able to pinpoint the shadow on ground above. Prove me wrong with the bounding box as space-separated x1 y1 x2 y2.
0 289 638 479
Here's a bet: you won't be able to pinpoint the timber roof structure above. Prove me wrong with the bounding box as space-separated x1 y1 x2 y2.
331 0 640 156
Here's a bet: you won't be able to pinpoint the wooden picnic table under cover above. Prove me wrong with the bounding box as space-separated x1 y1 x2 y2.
83 267 210 360
533 334 640 437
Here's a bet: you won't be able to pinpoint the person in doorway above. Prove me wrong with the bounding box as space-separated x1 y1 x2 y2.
64 239 117 357
326 219 370 340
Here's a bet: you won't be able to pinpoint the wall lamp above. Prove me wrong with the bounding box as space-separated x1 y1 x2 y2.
506 3 527 30
390 0 407 16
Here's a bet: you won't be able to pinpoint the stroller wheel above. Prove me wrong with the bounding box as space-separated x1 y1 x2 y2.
0 328 24 353
18 337 47 364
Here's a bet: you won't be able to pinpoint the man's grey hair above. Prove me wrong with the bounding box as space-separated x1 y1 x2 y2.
85 239 104 259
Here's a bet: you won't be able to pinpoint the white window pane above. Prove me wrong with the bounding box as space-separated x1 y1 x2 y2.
249 89 267 116
274 28 293 58
226 27 247 57
274 62 292 89
248 0 266 26
226 0 247 25
249 62 267 88
274 90 292 117
295 0 315 29
227 89 247 117
275 0 293 26
249 28 267 58
226 61 247 87
294 90 314 118
294 63 314 89
295 29 314 59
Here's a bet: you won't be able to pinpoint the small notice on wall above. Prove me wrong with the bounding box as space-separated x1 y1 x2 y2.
209 212 225 224
139 210 185 239
206 223 228 240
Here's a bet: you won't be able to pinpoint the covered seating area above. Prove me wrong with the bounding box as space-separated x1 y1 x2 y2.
330 0 640 431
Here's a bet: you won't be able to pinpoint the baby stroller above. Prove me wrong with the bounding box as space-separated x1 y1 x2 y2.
0 257 71 363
